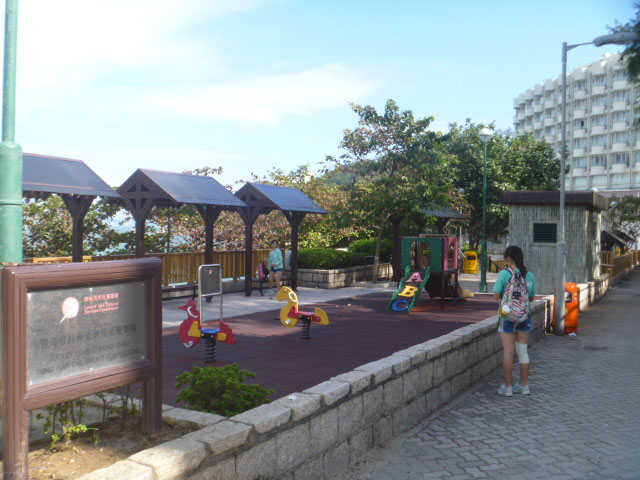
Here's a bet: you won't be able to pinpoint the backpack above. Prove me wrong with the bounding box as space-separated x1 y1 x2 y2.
501 267 530 324
258 262 269 280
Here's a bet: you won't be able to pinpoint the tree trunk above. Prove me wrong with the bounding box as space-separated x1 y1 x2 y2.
390 216 403 282
372 212 387 283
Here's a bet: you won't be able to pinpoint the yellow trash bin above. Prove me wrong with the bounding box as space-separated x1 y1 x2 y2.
464 251 478 274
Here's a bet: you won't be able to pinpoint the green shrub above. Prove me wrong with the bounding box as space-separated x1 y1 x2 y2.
348 238 393 262
298 248 369 269
176 364 274 417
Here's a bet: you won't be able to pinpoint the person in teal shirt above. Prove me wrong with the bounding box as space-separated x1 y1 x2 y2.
267 239 284 298
493 245 536 397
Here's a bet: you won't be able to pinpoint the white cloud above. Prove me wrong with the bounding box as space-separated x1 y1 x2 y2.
144 63 383 126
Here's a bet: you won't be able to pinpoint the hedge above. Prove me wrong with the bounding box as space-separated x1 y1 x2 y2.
348 238 393 262
298 248 369 269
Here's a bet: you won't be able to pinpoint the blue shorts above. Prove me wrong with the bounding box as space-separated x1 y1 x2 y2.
271 268 284 273
498 316 533 334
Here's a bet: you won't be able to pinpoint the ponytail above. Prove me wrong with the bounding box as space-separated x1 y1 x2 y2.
504 245 527 278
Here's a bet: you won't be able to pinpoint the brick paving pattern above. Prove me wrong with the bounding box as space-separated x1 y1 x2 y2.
335 272 640 480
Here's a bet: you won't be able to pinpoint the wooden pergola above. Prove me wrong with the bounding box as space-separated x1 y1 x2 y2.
23 153 122 262
116 169 247 263
234 182 327 296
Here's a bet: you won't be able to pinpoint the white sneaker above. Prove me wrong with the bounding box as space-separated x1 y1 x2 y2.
512 382 530 395
265 289 273 297
497 384 513 397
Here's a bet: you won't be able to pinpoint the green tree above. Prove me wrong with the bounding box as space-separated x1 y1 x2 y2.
327 99 452 280
445 121 559 249
604 196 640 241
611 4 640 81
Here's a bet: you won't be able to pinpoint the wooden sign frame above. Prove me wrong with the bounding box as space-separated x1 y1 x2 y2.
1 258 163 480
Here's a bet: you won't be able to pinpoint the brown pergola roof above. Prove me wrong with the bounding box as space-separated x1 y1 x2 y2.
501 190 608 211
23 153 121 262
234 182 327 295
117 169 247 260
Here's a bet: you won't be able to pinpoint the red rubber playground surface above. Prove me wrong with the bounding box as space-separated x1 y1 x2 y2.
161 292 499 407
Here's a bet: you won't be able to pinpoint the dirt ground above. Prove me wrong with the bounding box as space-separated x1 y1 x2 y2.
1 415 195 480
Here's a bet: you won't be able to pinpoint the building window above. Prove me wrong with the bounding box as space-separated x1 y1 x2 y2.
591 155 607 167
613 91 630 103
574 177 587 187
612 111 630 123
611 152 630 165
591 95 607 106
591 135 607 147
574 99 587 110
533 223 557 243
611 132 630 145
592 115 607 126
592 75 606 86
574 80 587 91
611 173 630 184
592 175 608 186
613 70 629 81
573 119 586 130
573 138 587 149
573 157 587 168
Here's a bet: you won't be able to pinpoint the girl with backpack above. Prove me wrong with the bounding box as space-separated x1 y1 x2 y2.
493 245 536 397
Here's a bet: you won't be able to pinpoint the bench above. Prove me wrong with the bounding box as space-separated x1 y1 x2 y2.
162 282 198 300
252 274 293 296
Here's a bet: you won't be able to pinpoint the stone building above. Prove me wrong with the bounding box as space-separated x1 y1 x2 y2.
502 191 608 294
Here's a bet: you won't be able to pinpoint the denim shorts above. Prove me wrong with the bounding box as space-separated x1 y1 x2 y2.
271 268 284 273
498 316 533 333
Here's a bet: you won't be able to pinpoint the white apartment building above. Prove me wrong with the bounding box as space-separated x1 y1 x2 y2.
513 52 640 198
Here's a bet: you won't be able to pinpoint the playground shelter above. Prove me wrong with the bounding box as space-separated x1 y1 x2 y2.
116 169 247 263
422 207 466 234
234 182 327 296
22 153 122 262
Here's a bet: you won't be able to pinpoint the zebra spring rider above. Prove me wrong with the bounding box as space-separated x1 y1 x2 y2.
178 299 237 362
277 287 329 339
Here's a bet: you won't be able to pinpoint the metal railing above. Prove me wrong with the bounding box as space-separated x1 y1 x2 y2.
28 250 271 286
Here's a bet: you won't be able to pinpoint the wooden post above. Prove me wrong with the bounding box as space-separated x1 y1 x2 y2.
62 194 95 263
196 206 222 266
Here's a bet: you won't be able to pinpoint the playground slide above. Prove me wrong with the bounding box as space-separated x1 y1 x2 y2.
387 266 431 314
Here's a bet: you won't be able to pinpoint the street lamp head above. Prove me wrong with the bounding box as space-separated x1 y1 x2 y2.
610 201 618 208
479 127 494 143
592 32 638 47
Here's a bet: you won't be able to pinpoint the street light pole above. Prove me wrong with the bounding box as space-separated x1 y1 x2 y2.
479 127 493 293
0 0 23 264
555 32 637 335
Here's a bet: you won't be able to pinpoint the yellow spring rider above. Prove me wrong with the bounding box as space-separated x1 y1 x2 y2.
277 287 329 339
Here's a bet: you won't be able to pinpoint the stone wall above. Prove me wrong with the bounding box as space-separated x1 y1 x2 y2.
297 263 392 289
79 296 556 480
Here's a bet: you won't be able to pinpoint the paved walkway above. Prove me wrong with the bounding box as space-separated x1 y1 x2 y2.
335 271 640 480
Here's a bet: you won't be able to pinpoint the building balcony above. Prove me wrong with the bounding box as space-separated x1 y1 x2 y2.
544 80 555 91
590 63 606 75
573 90 587 100
543 117 555 127
571 68 586 81
572 129 586 138
611 121 629 132
534 121 543 130
590 165 606 174
544 100 555 109
612 79 629 91
573 148 586 156
525 108 534 116
517 112 526 121
524 90 534 100
534 84 544 95
591 105 607 115
544 135 556 144
611 163 630 173
534 104 543 113
591 125 606 135
591 85 607 95
633 163 640 172
524 125 533 133
573 109 587 119
612 101 630 112
611 142 629 153
590 145 607 154
571 167 587 176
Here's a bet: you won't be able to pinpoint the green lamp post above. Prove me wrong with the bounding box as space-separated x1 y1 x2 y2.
478 127 493 293
0 0 23 263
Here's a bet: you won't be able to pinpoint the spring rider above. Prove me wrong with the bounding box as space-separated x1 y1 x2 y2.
277 287 329 339
179 298 237 361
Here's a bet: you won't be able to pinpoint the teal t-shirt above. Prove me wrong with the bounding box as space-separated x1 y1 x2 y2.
269 248 284 270
493 268 536 299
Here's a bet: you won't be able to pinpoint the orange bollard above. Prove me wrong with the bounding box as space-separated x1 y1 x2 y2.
552 283 580 334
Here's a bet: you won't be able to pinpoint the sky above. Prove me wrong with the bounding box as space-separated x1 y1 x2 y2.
0 0 636 189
